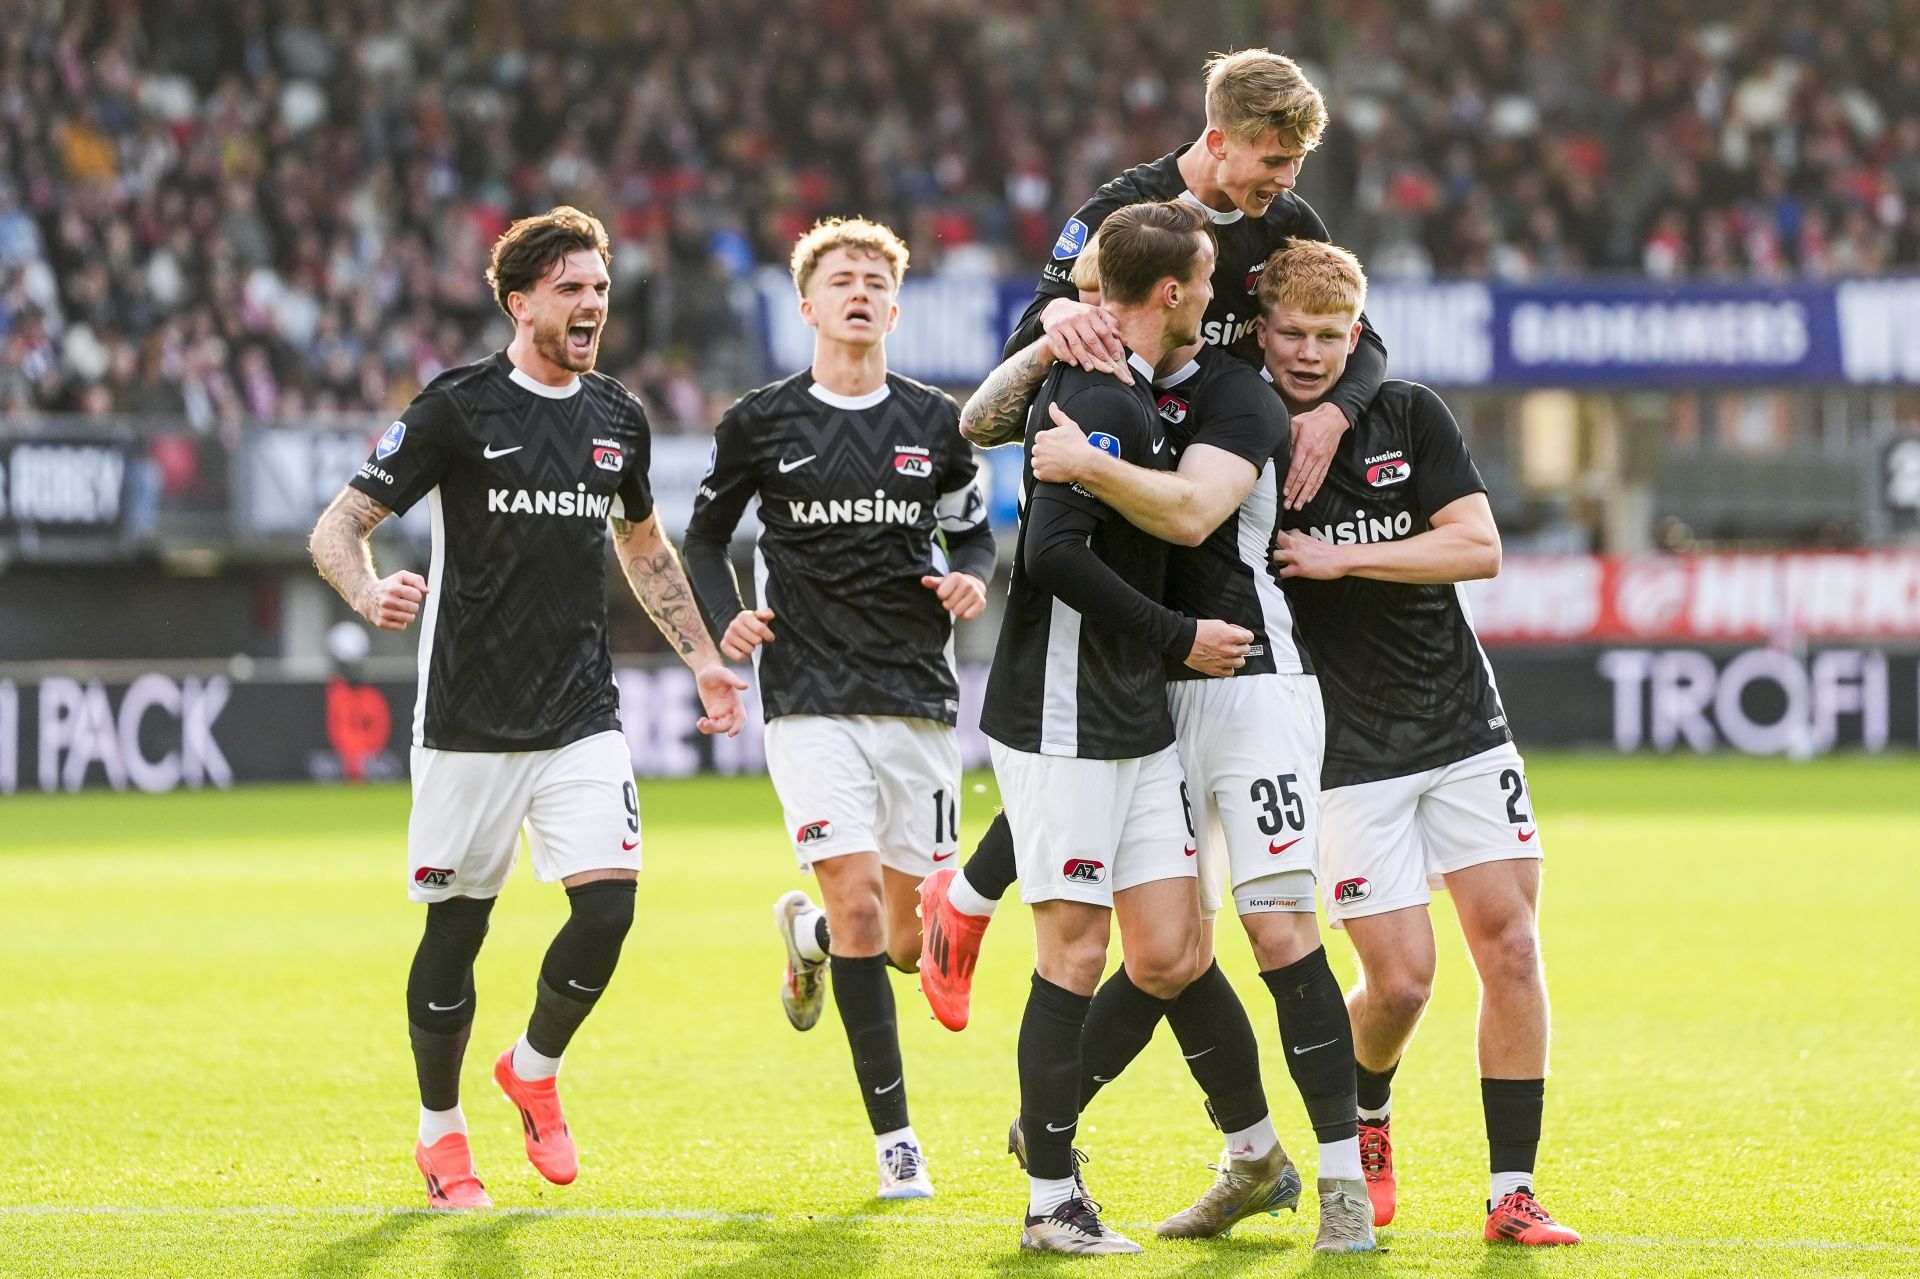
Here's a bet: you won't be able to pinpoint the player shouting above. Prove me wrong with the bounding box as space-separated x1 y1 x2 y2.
309 206 746 1210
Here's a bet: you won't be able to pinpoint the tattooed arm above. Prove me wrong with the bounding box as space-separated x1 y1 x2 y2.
309 486 428 630
610 512 747 736
959 336 1059 449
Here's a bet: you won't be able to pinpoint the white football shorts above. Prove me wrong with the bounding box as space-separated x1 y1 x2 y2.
407 729 639 903
991 741 1196 908
1169 673 1325 918
1318 741 1543 927
763 714 961 876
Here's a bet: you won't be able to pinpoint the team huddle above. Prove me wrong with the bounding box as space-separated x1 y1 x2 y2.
310 47 1577 1256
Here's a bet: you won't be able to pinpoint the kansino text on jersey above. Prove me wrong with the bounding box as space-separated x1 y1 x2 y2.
1305 509 1416 545
786 494 923 525
1201 313 1260 347
488 486 615 518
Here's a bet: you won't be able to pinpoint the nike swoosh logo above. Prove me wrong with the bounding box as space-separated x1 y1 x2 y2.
1182 1046 1215 1061
425 998 467 1012
932 850 954 862
873 1077 902 1095
482 444 522 459
1518 829 1536 843
1152 438 1166 454
778 454 816 473
1090 1075 1112 1083
1045 1121 1075 1133
567 980 605 994
1183 844 1196 857
622 838 639 850
1292 1038 1338 1055
1268 837 1303 855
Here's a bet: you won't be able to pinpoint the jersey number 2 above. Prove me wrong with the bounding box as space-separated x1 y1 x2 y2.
1498 769 1531 825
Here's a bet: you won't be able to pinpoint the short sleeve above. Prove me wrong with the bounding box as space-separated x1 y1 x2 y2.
348 384 458 516
1186 366 1287 469
614 394 654 523
1408 386 1487 517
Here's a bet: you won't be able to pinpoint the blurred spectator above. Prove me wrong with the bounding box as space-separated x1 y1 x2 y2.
3 0 1918 426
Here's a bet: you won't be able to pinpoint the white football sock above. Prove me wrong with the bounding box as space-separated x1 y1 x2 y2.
418 1105 466 1146
1224 1114 1278 1161
511 1034 562 1081
1320 1135 1363 1182
1357 1100 1391 1123
947 869 998 918
1491 1170 1532 1203
875 1125 918 1156
1028 1174 1079 1217
794 904 829 963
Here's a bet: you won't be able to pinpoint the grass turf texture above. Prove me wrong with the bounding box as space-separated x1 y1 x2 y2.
2 754 1916 1278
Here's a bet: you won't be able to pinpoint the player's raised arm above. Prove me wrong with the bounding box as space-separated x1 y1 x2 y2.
960 337 1059 449
610 511 747 736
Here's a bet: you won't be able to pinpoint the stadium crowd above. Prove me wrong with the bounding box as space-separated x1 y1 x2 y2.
3 0 1919 425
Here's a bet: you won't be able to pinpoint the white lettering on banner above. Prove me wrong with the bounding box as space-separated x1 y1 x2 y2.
1366 283 1493 385
1510 300 1809 368
1460 557 1601 641
0 680 15 793
8 444 124 524
1613 560 1691 636
1835 279 1920 383
1599 648 1894 754
35 676 232 793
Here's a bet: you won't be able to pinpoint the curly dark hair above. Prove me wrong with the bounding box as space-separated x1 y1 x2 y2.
485 206 612 319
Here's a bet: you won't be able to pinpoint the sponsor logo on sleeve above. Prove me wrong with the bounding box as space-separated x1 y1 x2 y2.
1333 877 1370 904
1062 858 1107 884
1052 217 1089 261
376 421 406 460
796 820 834 846
1086 432 1122 458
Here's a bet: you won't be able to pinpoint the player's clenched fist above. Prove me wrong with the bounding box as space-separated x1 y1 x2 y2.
1184 618 1254 678
721 607 777 662
920 572 987 621
359 570 428 631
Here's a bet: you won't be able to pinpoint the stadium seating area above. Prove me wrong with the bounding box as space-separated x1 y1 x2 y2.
3 0 1918 423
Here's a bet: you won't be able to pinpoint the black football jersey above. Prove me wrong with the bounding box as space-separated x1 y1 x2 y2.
1279 380 1508 787
982 353 1186 759
347 351 653 752
681 371 991 725
1008 145 1387 428
1154 349 1310 680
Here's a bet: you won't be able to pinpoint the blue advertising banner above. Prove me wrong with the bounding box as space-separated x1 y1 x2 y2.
754 269 1920 390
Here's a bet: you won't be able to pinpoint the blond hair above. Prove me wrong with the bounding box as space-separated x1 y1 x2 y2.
1070 231 1102 294
1203 49 1328 149
1256 238 1367 320
789 217 910 296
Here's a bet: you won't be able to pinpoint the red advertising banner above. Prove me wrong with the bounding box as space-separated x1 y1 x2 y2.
1467 552 1920 645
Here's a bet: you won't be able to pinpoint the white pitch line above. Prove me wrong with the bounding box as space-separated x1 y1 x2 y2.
1 1203 1915 1255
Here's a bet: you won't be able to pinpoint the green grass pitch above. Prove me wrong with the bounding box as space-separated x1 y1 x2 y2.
2 754 1917 1277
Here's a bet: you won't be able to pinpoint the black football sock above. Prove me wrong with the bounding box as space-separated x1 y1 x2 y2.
1262 947 1359 1144
830 952 909 1133
526 880 635 1057
1357 1059 1398 1116
1163 960 1270 1133
1077 966 1179 1110
1482 1077 1545 1185
1019 972 1091 1180
959 809 1018 902
405 896 495 1110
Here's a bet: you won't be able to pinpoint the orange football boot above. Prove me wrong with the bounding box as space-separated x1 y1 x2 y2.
1485 1189 1581 1245
493 1048 579 1184
414 1132 491 1209
1357 1119 1396 1227
917 868 990 1031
